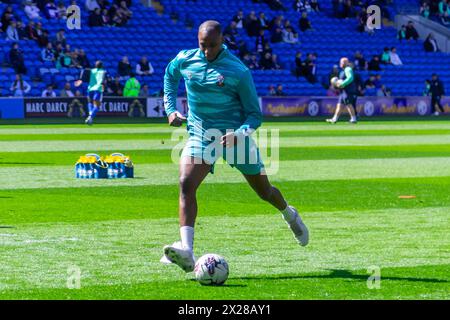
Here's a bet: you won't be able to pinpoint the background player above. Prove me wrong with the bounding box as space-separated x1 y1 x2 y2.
74 60 107 125
160 20 309 273
326 57 358 124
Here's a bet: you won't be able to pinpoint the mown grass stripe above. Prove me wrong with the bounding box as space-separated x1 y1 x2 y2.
2 135 450 153
1 157 449 190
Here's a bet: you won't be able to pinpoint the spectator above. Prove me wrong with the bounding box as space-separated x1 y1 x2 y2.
101 8 111 26
282 26 299 43
56 50 72 69
341 0 353 19
304 53 317 83
423 79 431 96
397 25 407 41
438 0 450 25
139 84 150 97
224 21 238 37
224 32 238 50
293 0 305 13
10 74 31 97
41 43 55 62
299 12 312 31
107 75 124 96
117 56 132 79
265 0 286 11
262 42 272 56
373 74 382 89
6 21 19 41
112 1 133 27
357 7 368 32
364 75 376 90
9 42 27 75
245 11 260 36
272 54 282 69
26 21 38 41
294 51 304 79
232 10 245 29
353 51 367 70
268 84 276 96
430 73 445 116
258 12 269 30
16 21 27 40
260 52 276 70
241 53 252 67
89 7 103 26
405 21 419 41
45 1 58 19
310 0 320 12
124 72 141 97
118 56 132 78
420 2 430 19
249 54 260 70
42 85 56 97
380 47 391 64
57 1 67 19
37 30 50 48
255 29 267 53
424 33 439 52
270 26 283 43
368 55 381 71
389 47 403 66
60 82 75 97
377 85 391 97
24 1 41 20
77 49 90 68
54 29 67 47
237 40 250 59
136 56 154 76
86 0 100 11
275 84 286 96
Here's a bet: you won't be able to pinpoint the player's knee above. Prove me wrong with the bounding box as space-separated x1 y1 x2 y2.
179 176 197 195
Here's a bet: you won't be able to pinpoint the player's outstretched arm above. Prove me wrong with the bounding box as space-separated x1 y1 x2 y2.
235 69 262 135
164 53 185 126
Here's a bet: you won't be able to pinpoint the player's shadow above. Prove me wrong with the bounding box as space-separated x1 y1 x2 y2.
235 269 449 284
0 226 15 228
0 196 13 199
188 279 246 287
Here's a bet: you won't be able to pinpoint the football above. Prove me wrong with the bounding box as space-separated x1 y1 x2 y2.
330 76 343 89
194 254 229 286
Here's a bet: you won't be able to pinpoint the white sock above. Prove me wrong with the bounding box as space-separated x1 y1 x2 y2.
180 226 194 251
332 115 338 121
280 205 296 222
351 115 357 121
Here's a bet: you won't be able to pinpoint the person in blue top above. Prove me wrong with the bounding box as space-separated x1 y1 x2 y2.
326 57 358 124
74 60 107 125
160 20 309 273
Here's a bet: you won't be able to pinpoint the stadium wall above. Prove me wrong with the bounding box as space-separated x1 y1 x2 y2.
0 96 449 119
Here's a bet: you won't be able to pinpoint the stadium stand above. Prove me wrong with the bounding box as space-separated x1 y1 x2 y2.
0 0 449 97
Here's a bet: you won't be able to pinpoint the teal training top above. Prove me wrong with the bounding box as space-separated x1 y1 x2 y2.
164 45 262 136
88 68 106 92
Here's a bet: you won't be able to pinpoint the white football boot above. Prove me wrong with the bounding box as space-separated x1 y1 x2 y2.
284 206 309 246
160 241 195 273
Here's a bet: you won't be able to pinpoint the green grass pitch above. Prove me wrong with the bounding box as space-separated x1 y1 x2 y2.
0 119 449 299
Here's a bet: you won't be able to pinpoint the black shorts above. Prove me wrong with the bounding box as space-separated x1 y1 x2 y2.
338 92 357 107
